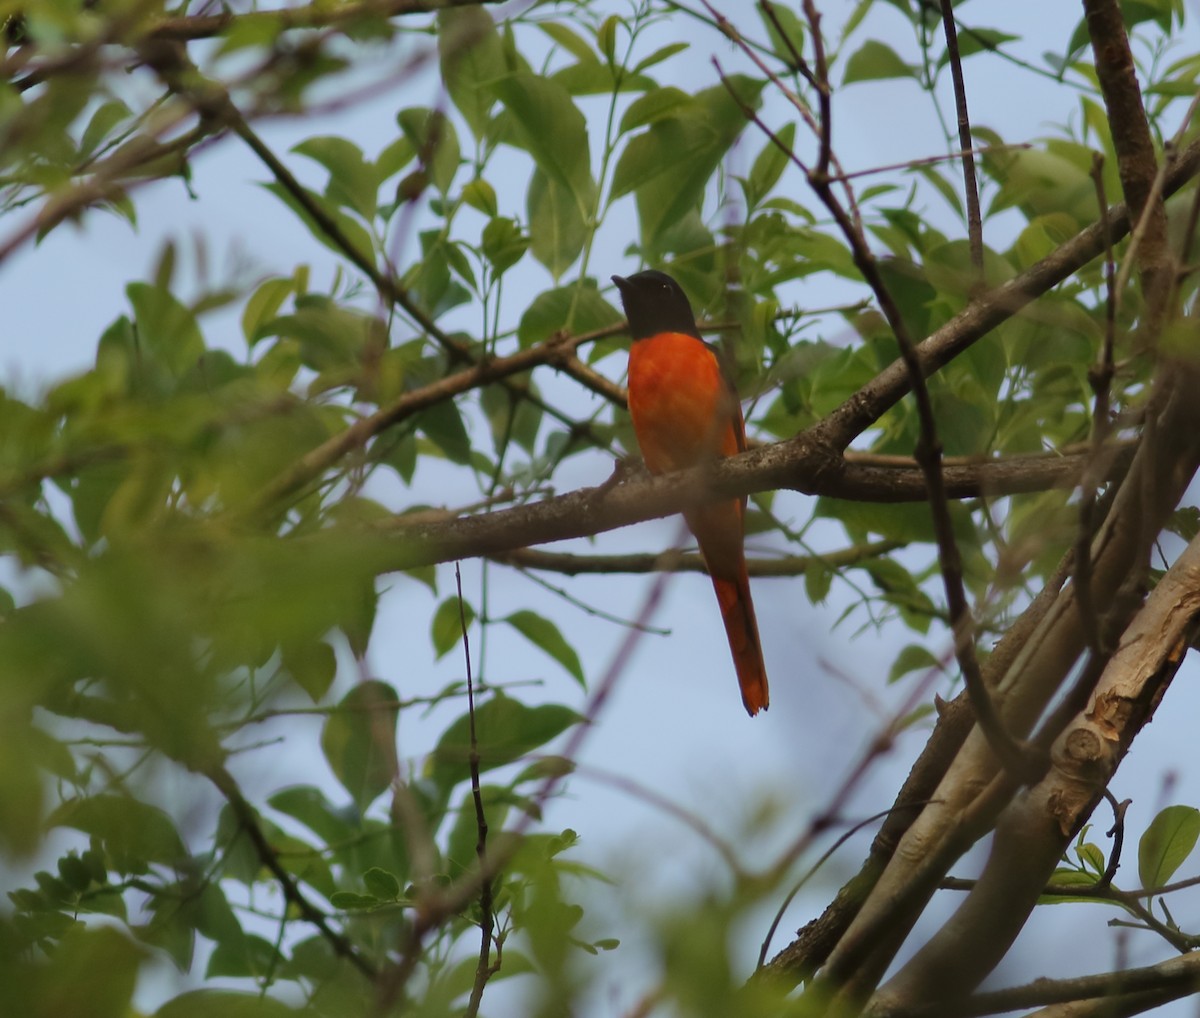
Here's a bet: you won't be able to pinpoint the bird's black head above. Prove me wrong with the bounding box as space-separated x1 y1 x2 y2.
611 270 701 341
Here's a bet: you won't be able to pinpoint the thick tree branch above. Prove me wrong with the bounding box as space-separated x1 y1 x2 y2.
1082 0 1171 304
819 358 1200 1009
873 519 1200 1011
763 550 1078 984
374 443 1134 573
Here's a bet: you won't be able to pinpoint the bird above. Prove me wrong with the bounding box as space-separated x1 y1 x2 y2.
612 269 769 716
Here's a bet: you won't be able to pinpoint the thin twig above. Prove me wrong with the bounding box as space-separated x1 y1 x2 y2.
1098 789 1129 890
372 552 679 1014
829 144 1031 184
937 0 983 276
757 802 932 970
206 764 377 978
759 0 819 88
458 564 496 1018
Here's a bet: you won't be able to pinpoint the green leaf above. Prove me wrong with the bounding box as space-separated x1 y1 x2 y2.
611 76 764 249
745 121 796 208
206 934 279 979
396 108 461 194
461 177 498 216
58 852 92 891
481 216 529 276
241 277 294 345
596 15 619 62
481 380 542 453
48 795 187 872
156 990 301 1018
985 146 1098 226
843 40 914 84
804 559 832 604
262 181 376 267
79 99 132 158
374 135 415 182
292 135 378 219
429 694 584 796
1077 840 1106 876
329 891 378 910
889 644 943 683
939 28 1020 66
632 42 689 74
417 399 473 464
552 61 654 96
503 609 585 686
362 866 401 900
618 87 692 134
126 282 205 377
816 497 936 544
320 681 400 812
1138 805 1200 890
1122 0 1176 31
257 296 378 372
1167 506 1200 542
432 595 476 660
492 71 594 213
517 282 623 348
1040 867 1101 904
538 20 596 63
282 640 337 701
527 167 588 278
759 2 806 65
268 786 356 847
36 926 142 1018
438 7 507 139
446 785 512 877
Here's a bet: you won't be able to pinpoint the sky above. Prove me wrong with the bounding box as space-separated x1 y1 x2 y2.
4 0 1200 1014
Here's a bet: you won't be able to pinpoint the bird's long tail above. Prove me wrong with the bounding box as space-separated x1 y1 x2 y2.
710 570 770 716
687 503 769 716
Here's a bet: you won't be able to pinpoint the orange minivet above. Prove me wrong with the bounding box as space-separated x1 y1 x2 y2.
613 270 769 716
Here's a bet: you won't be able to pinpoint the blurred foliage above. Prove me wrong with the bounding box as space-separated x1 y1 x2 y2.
1 0 1200 1014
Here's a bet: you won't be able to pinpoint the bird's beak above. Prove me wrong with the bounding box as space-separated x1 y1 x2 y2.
611 274 629 294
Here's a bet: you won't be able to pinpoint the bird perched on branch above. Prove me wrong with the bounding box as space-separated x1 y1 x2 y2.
612 269 769 716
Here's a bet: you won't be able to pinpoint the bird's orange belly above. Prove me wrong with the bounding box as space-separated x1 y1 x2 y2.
627 333 735 474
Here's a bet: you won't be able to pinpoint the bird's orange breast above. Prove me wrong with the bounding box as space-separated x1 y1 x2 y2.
627 332 740 474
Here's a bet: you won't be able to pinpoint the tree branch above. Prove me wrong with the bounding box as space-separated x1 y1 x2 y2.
372 442 1135 573
873 525 1200 1008
206 764 377 979
723 19 1025 780
818 134 1200 449
763 550 1078 984
818 357 1200 1008
1082 0 1171 305
883 949 1200 1018
489 539 902 576
937 0 983 276
148 0 506 42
